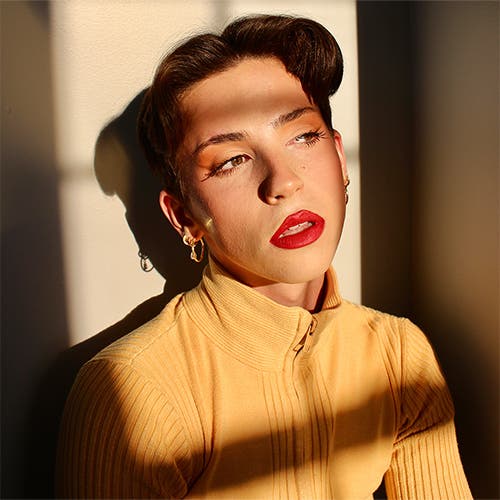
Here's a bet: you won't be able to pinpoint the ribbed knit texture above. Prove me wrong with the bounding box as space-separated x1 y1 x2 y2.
56 259 471 499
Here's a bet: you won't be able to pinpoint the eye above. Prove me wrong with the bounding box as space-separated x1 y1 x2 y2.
292 130 327 147
206 154 251 179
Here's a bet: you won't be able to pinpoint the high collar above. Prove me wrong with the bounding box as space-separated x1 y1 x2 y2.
183 257 342 371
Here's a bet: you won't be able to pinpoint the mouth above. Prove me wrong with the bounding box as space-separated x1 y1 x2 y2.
270 209 325 249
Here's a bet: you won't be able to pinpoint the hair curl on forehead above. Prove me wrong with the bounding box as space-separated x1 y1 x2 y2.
138 14 343 200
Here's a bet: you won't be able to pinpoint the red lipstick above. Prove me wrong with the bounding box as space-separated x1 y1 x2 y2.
270 210 325 249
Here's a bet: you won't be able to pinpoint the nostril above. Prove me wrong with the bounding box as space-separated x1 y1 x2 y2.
257 163 304 204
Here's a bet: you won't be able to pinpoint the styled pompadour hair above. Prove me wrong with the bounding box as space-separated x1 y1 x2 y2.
138 14 343 199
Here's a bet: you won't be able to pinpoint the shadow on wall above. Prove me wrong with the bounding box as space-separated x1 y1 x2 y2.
94 89 205 292
47 91 207 492
27 89 206 498
71 87 207 359
51 88 206 420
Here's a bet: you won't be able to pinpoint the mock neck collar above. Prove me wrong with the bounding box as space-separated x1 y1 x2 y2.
183 257 342 371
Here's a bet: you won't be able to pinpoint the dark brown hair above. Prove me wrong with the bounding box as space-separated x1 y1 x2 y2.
138 14 343 199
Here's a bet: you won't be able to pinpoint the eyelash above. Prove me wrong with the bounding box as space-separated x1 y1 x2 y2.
204 154 250 179
294 129 328 146
204 129 327 179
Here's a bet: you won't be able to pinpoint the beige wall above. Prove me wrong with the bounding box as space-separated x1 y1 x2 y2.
1 1 359 497
50 0 360 346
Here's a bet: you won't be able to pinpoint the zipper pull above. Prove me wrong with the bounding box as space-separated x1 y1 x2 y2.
293 317 318 353
303 317 318 353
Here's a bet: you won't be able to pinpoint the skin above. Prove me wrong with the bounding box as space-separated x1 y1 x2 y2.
160 57 348 311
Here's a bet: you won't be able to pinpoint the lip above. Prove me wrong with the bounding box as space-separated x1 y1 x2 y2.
270 209 325 249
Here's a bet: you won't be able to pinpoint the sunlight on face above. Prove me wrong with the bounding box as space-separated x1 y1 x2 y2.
177 57 348 287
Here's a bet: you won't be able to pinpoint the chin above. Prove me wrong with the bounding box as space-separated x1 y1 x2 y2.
262 251 334 285
215 242 337 287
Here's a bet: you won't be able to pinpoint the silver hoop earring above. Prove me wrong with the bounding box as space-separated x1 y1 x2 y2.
182 234 205 263
138 251 154 272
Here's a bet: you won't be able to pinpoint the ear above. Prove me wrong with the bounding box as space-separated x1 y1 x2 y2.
332 130 349 186
159 190 205 240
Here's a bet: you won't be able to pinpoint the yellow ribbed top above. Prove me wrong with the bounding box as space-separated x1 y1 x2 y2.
56 259 471 499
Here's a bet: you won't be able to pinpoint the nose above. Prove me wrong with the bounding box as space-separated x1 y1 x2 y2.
258 156 304 205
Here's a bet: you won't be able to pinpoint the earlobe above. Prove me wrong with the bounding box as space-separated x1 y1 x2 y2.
159 190 204 240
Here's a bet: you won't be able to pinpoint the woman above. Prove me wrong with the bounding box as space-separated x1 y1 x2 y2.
57 15 471 499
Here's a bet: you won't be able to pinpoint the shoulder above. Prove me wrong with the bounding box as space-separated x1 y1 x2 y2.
339 301 453 408
91 292 188 368
61 291 198 449
336 300 431 349
335 300 406 348
333 301 443 385
58 293 201 498
63 291 200 406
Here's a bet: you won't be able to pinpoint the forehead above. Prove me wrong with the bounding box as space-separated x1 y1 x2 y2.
179 57 312 137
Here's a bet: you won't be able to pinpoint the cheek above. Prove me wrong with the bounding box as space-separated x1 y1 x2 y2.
314 156 344 195
186 188 247 244
205 201 264 260
180 185 214 235
310 140 343 176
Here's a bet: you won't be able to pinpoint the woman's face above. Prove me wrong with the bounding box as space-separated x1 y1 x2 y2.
162 57 348 287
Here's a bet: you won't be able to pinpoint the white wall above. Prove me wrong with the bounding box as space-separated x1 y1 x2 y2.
1 2 359 497
50 0 360 346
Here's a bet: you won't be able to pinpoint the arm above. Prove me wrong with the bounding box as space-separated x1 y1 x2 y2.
56 359 197 498
384 320 472 499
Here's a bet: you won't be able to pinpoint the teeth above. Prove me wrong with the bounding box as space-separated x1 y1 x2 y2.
279 221 313 238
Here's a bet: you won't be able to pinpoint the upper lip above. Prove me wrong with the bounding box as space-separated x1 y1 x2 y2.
270 209 324 241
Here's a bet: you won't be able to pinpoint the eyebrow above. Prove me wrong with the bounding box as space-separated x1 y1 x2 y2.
270 106 316 128
192 106 316 156
193 131 247 156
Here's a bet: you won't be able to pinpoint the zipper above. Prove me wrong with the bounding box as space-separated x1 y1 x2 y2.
293 317 318 353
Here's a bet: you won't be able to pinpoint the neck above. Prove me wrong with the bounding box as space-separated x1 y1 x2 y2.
253 274 327 312
209 256 329 312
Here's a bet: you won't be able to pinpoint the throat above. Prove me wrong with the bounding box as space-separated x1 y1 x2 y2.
254 274 327 312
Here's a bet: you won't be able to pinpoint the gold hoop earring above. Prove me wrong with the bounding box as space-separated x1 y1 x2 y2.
344 178 350 205
138 251 154 272
182 234 205 263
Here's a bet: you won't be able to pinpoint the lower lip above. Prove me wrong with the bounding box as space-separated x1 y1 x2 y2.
270 214 325 250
